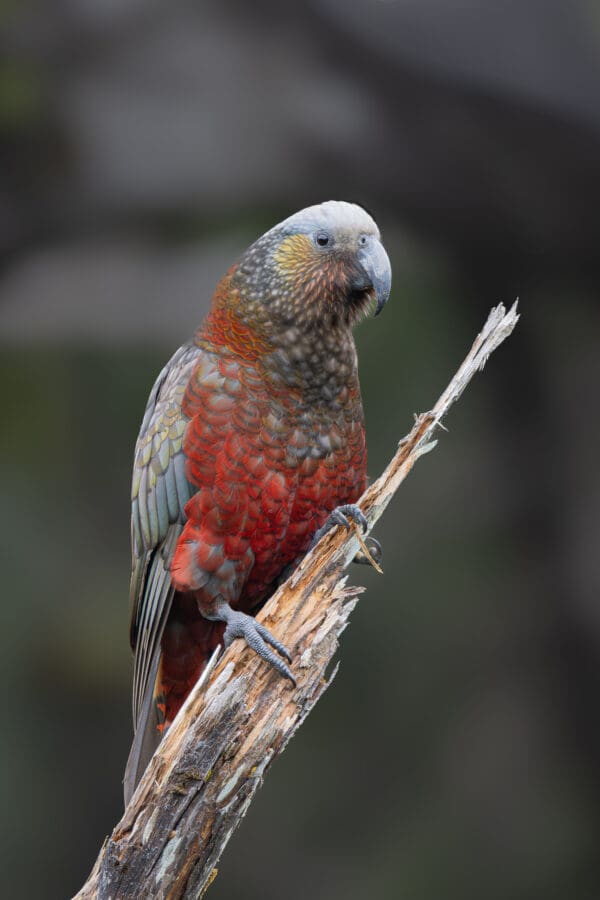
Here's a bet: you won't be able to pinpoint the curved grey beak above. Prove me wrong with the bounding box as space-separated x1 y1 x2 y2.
357 239 392 316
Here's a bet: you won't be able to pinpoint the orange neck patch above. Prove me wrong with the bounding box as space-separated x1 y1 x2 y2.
195 272 271 362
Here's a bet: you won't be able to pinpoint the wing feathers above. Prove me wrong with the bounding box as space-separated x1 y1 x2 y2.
155 472 169 539
128 342 200 740
132 539 176 725
165 457 179 521
138 465 151 547
174 451 192 510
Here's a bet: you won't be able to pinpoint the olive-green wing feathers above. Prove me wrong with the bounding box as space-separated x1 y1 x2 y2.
128 342 200 729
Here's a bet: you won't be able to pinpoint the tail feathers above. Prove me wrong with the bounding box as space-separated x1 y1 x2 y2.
123 650 162 807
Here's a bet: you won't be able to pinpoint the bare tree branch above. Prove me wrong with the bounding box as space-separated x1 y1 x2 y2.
75 302 519 900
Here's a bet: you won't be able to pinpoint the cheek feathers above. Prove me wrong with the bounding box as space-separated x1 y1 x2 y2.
273 234 347 299
274 233 317 279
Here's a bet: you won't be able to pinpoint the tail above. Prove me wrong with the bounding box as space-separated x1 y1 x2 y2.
123 601 225 806
123 649 163 807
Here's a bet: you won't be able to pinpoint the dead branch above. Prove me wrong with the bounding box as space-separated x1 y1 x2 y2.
75 302 519 900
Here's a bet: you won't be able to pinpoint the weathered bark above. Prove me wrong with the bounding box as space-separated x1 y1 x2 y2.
75 303 519 900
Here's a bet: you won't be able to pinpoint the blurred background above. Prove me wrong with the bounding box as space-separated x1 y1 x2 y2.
2 1 600 898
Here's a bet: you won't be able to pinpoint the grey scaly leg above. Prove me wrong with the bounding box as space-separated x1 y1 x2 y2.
203 596 296 686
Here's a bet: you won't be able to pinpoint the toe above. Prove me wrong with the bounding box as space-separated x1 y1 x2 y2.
255 622 293 662
331 511 350 530
353 536 383 566
251 633 295 684
225 610 296 685
365 536 382 564
350 506 368 531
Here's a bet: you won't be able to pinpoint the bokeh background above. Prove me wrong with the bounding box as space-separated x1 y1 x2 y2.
2 1 600 898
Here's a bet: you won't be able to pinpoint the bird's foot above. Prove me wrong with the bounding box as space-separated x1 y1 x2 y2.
353 536 383 567
206 598 296 686
310 503 368 550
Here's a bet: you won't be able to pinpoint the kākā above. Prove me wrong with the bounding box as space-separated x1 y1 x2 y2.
124 200 391 804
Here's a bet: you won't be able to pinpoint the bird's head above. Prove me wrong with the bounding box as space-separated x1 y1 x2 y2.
228 200 391 332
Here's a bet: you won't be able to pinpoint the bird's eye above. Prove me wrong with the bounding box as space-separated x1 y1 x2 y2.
359 234 368 246
315 231 330 247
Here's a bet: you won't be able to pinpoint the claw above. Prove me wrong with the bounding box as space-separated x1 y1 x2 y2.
204 597 296 686
353 536 383 567
310 503 368 550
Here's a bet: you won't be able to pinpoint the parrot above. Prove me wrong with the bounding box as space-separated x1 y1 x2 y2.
123 200 391 805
